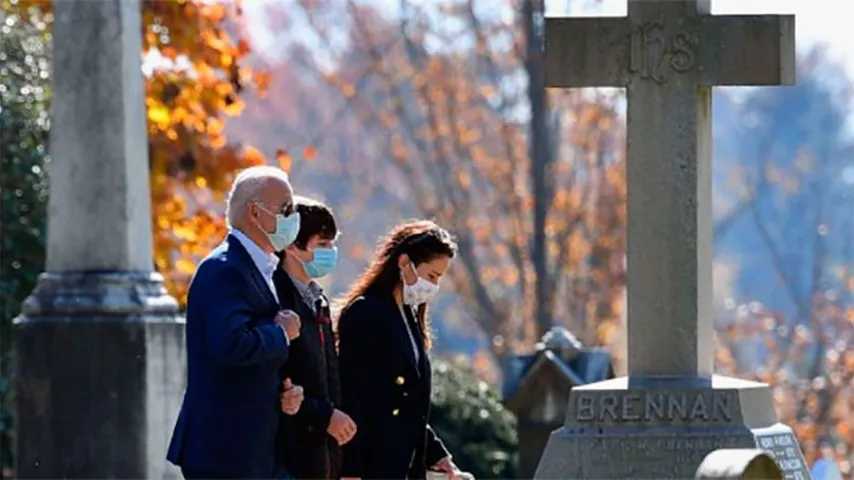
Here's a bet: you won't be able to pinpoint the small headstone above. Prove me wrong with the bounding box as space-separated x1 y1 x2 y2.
540 326 583 360
695 449 783 479
504 327 613 478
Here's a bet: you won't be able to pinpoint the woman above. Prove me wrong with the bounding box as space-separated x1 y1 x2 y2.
337 220 466 480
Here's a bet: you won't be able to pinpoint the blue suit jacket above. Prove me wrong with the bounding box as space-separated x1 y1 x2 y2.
167 234 289 478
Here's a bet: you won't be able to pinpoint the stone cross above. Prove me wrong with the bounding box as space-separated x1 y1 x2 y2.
15 1 184 478
546 0 794 377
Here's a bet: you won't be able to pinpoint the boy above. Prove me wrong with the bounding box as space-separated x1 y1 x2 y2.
274 196 356 479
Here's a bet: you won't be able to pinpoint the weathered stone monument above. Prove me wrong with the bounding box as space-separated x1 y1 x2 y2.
536 1 810 478
14 1 184 477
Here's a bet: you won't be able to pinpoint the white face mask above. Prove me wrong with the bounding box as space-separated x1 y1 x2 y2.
402 262 439 306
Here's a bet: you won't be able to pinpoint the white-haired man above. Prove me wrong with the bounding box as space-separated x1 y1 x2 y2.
168 166 305 479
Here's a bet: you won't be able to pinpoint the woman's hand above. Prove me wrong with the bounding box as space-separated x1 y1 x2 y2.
432 456 470 480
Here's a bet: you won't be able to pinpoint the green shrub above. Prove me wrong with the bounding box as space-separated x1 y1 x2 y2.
430 358 518 479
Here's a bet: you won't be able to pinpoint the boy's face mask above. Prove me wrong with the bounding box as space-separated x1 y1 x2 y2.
302 246 338 278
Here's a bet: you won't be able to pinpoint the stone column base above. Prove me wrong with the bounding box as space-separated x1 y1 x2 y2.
14 272 185 479
534 376 810 479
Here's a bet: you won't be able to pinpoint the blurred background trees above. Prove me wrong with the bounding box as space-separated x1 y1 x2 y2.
1 0 851 476
232 0 628 370
713 49 853 471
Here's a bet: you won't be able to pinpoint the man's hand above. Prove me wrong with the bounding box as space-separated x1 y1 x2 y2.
280 378 303 415
326 408 357 445
275 309 301 341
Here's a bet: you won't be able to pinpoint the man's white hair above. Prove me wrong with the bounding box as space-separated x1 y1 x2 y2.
226 166 291 227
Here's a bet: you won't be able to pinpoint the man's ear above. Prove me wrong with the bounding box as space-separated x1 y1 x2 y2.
248 202 259 221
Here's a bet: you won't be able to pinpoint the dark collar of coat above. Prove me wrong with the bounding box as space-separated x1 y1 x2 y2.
367 291 426 375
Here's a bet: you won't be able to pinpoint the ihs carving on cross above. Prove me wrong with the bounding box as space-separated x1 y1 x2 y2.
629 20 700 84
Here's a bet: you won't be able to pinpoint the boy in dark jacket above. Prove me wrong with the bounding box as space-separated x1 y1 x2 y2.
274 196 356 479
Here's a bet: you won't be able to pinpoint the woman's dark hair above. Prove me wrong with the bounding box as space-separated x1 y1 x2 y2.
338 220 456 348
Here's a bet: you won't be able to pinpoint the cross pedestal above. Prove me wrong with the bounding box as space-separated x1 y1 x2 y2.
535 2 809 478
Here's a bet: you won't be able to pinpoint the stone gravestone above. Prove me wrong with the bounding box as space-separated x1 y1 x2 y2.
503 327 614 478
14 1 184 478
535 1 810 478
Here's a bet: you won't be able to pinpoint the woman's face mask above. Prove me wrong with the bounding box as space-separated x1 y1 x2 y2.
402 262 440 306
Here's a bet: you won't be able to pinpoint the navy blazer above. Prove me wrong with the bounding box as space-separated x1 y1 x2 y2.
338 293 449 479
167 234 290 478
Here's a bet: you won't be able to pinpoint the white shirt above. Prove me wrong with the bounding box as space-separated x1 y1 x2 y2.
230 228 279 303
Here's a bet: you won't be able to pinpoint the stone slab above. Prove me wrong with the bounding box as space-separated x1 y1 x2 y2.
534 376 810 479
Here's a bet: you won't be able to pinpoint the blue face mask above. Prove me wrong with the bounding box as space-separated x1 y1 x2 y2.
303 246 338 278
255 203 300 252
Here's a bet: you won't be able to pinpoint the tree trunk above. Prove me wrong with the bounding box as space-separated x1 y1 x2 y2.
523 0 554 338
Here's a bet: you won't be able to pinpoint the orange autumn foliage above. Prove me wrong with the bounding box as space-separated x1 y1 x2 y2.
142 1 270 306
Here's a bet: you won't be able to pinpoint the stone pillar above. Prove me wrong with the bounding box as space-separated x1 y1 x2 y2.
14 1 184 478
